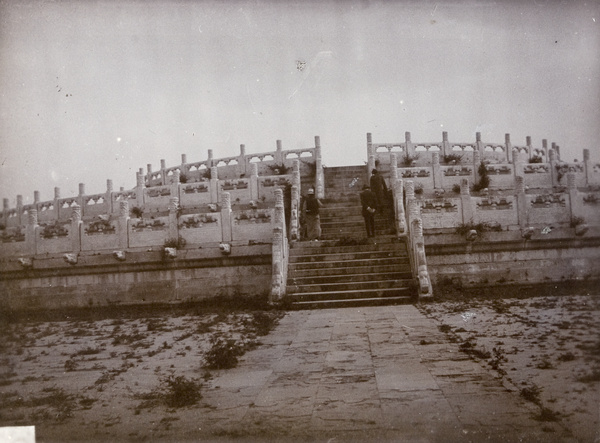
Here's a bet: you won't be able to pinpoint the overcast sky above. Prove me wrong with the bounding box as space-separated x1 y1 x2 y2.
1 0 598 205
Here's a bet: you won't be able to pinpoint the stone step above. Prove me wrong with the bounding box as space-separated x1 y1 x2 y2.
291 295 414 309
289 249 406 264
290 240 404 255
288 256 408 271
320 227 394 238
289 278 414 294
288 271 412 286
288 263 411 278
289 287 414 302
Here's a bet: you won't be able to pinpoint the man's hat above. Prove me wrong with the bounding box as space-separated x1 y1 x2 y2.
372 169 378 174
307 188 315 194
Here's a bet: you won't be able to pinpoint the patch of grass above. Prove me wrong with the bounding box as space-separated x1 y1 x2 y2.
204 336 246 369
161 374 202 407
533 407 560 422
135 374 202 411
536 358 555 370
557 352 577 362
71 346 103 357
576 369 600 383
439 324 452 333
459 339 491 359
520 384 543 405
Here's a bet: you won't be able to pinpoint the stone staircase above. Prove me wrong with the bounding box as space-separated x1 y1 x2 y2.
286 166 417 308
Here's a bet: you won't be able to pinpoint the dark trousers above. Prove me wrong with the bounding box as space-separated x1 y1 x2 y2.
363 213 375 237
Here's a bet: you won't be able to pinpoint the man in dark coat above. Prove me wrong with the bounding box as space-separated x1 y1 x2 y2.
360 184 377 237
370 169 388 213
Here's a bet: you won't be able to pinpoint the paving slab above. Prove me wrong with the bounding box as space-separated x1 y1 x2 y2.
198 305 576 442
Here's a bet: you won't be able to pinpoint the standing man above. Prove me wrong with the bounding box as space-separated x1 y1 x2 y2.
302 188 322 241
360 184 377 238
370 169 388 213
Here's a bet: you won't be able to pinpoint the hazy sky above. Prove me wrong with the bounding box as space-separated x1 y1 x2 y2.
1 0 599 205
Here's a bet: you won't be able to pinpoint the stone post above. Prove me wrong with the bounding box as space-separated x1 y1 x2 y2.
118 200 129 248
473 150 481 186
583 149 591 186
160 159 167 185
239 144 247 176
207 149 214 168
70 204 82 253
271 226 285 301
526 136 533 161
274 188 285 228
368 155 376 181
553 143 560 161
220 191 232 242
394 179 406 234
78 183 85 215
505 133 513 163
17 195 23 226
210 166 219 204
275 140 284 164
405 131 414 158
54 187 60 222
2 198 8 228
181 153 188 179
549 149 557 186
34 190 40 204
542 139 548 159
460 178 473 224
136 169 145 207
432 152 442 189
315 136 325 199
514 149 525 178
172 170 181 202
442 131 450 158
405 180 415 201
515 176 528 228
390 153 398 183
168 197 179 241
146 163 152 186
367 133 373 163
106 179 113 214
290 184 299 240
250 163 259 201
475 132 484 160
26 208 38 255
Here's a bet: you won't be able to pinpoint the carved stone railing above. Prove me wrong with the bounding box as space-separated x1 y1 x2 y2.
404 180 433 298
271 188 288 301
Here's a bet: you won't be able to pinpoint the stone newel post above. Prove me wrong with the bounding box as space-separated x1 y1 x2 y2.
221 191 232 242
70 204 82 253
315 136 325 199
432 152 442 189
168 197 179 240
460 178 473 223
26 208 38 255
118 200 129 248
210 166 219 204
250 163 259 201
515 176 528 228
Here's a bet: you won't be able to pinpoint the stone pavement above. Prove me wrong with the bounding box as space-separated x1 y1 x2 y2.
195 305 574 442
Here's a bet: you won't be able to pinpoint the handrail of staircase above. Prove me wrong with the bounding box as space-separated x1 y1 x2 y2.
270 188 289 302
403 180 433 298
314 136 325 199
290 160 301 240
389 153 432 298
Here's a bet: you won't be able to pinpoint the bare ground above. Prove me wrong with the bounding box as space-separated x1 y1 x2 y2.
418 293 600 443
0 293 598 442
